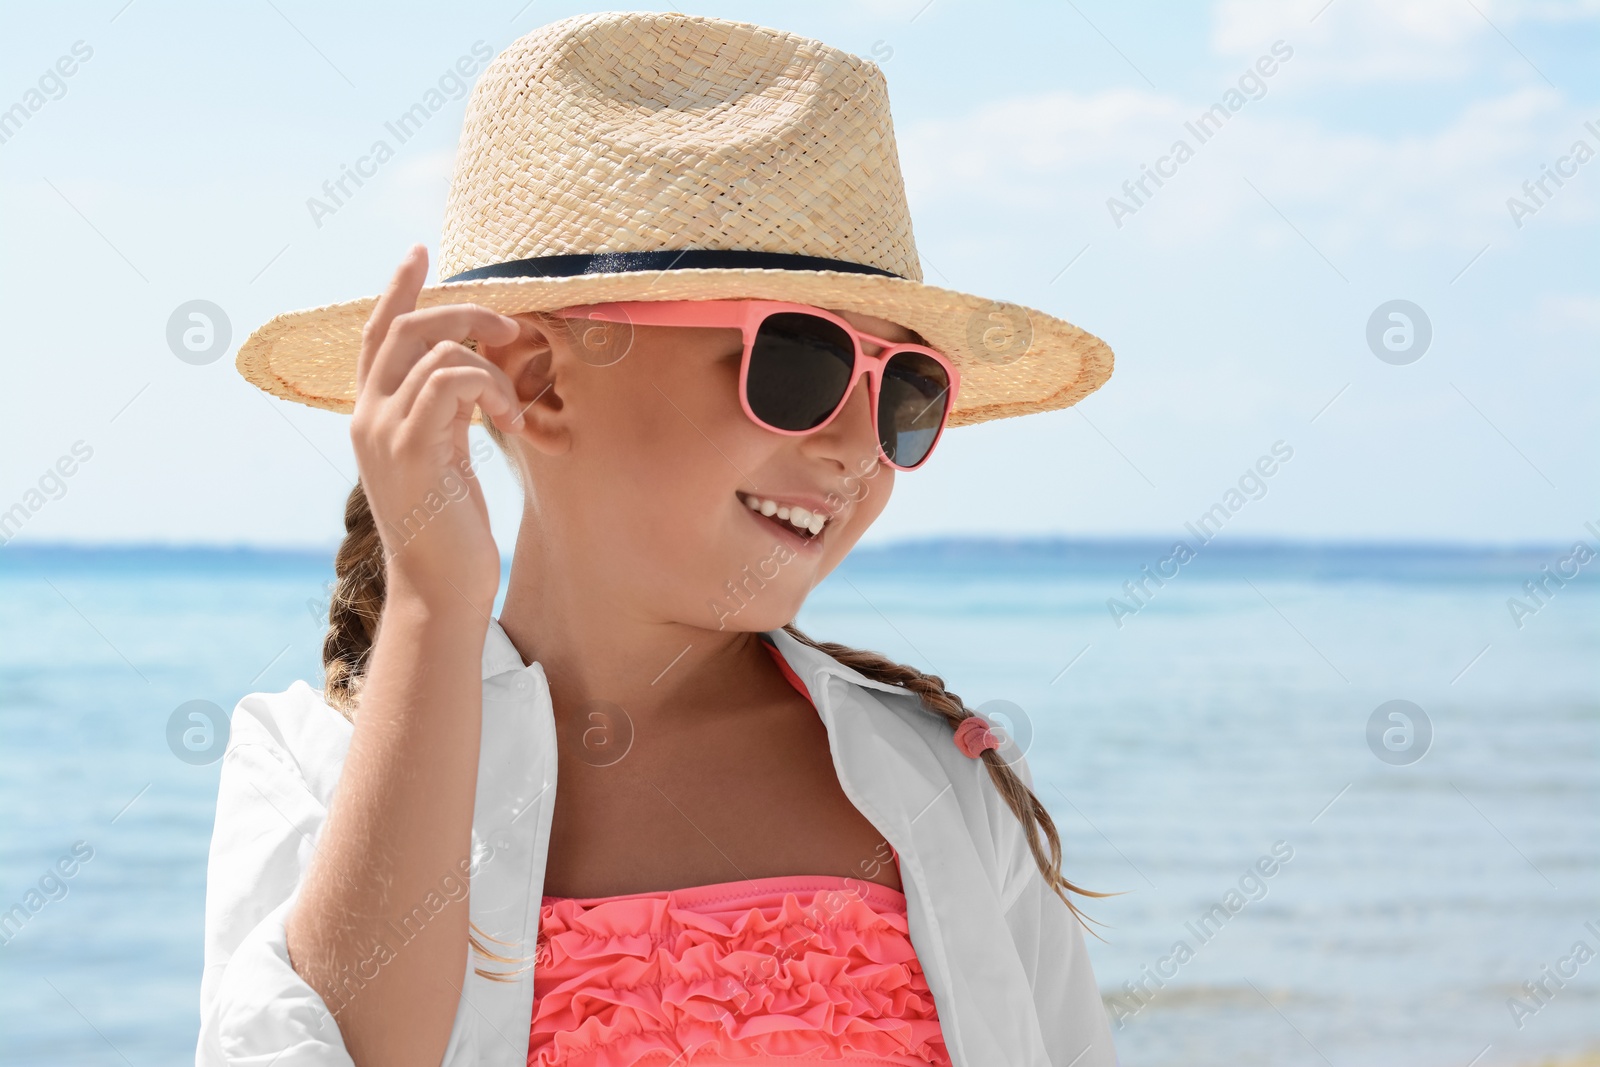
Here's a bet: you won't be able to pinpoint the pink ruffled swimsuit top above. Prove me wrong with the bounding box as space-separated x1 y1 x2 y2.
528 872 952 1067
526 638 953 1067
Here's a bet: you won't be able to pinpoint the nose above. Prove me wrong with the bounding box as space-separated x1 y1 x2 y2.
798 367 881 473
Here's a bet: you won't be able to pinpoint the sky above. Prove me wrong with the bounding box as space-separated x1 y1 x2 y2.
0 0 1595 550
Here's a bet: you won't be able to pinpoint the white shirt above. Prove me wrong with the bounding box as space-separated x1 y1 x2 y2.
196 618 1117 1067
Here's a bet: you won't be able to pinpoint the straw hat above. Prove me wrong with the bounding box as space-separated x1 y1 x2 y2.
235 10 1113 428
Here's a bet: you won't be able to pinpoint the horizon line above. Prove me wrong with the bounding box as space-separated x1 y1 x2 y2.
0 532 1581 558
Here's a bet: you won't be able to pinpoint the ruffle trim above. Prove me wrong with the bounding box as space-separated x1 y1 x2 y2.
528 876 951 1067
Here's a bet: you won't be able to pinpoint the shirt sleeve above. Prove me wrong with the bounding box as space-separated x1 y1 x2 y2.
997 749 1120 1067
195 691 357 1067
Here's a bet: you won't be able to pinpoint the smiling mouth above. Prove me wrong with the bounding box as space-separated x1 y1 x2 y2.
736 492 830 543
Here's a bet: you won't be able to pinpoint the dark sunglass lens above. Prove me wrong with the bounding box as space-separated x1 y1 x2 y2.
879 351 952 468
746 313 855 431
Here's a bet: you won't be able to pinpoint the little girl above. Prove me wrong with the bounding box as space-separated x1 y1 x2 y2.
199 11 1118 1067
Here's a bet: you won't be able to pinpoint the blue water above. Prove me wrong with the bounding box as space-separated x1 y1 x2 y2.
1 539 1596 1067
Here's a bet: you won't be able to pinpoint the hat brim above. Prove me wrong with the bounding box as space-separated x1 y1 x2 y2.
235 267 1113 429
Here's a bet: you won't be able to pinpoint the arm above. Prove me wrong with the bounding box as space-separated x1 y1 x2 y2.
279 245 527 1065
282 598 487 1067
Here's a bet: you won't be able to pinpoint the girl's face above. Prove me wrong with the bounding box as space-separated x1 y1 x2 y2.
492 305 928 633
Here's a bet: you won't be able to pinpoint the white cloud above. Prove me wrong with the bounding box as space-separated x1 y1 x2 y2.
1532 293 1600 332
1209 0 1583 85
901 87 1184 197
898 81 1596 253
1519 0 1600 19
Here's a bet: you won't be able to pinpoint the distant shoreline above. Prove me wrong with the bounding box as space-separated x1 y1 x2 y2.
1514 1050 1600 1067
0 534 1585 583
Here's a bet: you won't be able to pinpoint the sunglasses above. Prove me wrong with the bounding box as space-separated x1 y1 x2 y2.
551 299 960 471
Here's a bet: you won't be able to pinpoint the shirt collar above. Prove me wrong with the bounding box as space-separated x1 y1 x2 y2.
482 616 911 699
482 616 533 679
763 625 914 699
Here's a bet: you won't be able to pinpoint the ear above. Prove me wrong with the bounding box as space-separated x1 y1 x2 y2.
478 313 570 456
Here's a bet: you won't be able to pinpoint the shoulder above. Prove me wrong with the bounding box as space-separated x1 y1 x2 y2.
225 680 354 806
837 674 1041 906
843 670 1034 795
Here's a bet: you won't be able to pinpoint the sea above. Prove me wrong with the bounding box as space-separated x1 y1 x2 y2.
0 538 1595 1067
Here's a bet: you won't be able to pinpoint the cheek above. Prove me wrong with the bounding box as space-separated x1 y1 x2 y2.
655 349 804 480
577 355 748 541
823 466 894 562
584 346 734 463
851 474 892 523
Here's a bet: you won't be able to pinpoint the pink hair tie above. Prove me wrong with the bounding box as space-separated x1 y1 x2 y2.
953 714 1001 759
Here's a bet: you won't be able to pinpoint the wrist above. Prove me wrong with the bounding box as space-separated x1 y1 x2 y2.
384 563 497 618
384 574 497 628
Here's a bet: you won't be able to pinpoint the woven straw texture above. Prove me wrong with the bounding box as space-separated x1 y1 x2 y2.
235 10 1113 429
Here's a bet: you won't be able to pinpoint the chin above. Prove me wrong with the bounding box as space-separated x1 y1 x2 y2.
697 552 816 634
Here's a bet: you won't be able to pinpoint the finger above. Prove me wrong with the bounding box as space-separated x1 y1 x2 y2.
368 304 522 397
393 341 521 423
358 244 428 396
406 366 523 440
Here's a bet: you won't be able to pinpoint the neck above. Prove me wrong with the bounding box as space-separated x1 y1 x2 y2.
495 522 776 729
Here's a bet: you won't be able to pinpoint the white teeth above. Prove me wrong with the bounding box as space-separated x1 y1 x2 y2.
740 493 829 537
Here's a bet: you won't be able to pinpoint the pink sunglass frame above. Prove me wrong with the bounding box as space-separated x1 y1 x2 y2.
551 299 961 471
